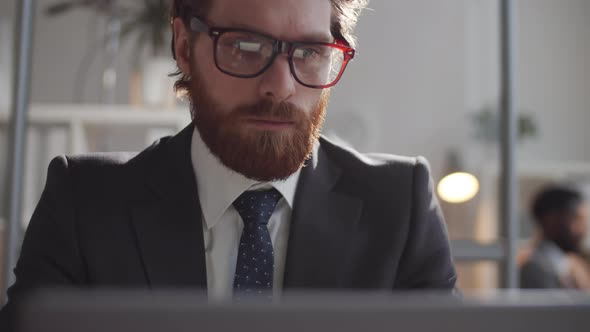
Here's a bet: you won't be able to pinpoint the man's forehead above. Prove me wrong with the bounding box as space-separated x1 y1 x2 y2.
207 0 333 41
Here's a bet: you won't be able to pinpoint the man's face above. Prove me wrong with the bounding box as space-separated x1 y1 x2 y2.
569 203 589 250
185 0 333 181
548 203 589 253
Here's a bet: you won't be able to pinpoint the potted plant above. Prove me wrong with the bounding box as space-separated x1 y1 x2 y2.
471 105 539 144
120 0 175 107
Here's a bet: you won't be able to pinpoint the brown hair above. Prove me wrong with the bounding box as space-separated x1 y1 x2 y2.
170 0 369 97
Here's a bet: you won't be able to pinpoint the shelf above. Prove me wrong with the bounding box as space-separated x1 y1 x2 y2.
451 239 506 261
0 103 191 128
0 104 192 155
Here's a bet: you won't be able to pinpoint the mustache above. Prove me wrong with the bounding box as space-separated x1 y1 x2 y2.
230 99 305 122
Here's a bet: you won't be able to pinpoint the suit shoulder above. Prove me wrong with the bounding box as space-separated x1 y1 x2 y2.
520 252 562 288
45 136 171 197
318 136 435 198
319 136 428 175
53 135 169 173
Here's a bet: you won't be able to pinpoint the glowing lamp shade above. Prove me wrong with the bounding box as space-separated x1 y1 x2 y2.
437 172 480 203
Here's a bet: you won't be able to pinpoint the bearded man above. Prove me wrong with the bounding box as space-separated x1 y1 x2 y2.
521 186 590 289
1 0 456 328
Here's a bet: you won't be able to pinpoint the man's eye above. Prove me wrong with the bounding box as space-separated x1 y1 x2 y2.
293 48 320 59
232 41 263 52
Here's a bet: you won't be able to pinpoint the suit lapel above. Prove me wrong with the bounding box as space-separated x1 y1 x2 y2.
283 140 364 289
129 128 363 290
131 124 208 288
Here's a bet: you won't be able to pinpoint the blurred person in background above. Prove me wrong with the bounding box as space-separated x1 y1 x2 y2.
1 0 457 330
520 186 590 289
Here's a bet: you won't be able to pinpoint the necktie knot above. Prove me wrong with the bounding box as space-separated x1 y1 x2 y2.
233 188 282 226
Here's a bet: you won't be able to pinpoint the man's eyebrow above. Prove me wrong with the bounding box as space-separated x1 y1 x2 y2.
223 21 333 43
296 32 333 43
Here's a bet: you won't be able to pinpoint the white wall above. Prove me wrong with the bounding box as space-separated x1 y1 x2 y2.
517 0 590 162
29 0 134 104
0 1 13 16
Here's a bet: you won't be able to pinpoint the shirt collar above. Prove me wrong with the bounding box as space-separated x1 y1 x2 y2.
190 126 301 230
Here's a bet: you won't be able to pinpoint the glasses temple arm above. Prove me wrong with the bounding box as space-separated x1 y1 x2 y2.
190 17 209 33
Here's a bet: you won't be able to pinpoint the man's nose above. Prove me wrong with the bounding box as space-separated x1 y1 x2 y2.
258 55 296 102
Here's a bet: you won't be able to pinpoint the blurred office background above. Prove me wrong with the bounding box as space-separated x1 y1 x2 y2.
1 0 590 294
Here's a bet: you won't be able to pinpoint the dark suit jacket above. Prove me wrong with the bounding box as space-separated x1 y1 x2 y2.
520 241 566 289
1 124 456 329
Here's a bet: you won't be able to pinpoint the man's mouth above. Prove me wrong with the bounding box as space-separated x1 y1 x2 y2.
243 117 296 130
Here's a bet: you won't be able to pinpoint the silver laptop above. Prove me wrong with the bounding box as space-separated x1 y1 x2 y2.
16 290 590 332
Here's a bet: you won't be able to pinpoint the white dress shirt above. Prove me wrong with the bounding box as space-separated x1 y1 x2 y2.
190 127 300 301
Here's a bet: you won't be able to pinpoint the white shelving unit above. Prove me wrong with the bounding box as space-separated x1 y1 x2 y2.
0 104 191 153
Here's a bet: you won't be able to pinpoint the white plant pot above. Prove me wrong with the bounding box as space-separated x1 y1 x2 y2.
0 18 13 110
141 56 177 108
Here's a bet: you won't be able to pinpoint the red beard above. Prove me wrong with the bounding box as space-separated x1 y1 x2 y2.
188 70 328 182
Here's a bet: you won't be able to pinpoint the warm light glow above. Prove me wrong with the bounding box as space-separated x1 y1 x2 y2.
437 172 480 203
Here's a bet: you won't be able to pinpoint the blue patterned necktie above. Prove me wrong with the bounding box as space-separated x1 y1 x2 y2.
232 188 282 298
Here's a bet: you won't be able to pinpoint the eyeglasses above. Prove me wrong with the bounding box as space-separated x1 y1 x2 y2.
189 17 355 89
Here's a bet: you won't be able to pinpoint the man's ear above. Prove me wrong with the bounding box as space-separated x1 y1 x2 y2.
542 213 561 233
173 18 192 76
